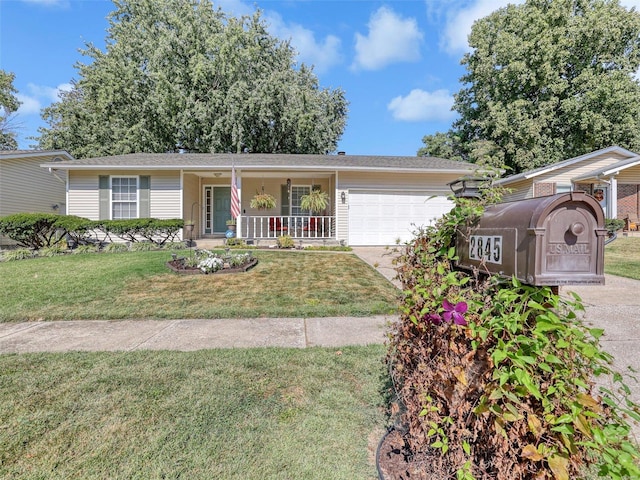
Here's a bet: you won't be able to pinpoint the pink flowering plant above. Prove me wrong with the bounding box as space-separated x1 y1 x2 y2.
386 191 640 480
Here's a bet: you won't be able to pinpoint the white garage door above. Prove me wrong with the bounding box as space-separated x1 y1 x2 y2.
348 190 453 246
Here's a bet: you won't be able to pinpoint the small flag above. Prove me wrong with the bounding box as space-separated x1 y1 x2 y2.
231 165 240 219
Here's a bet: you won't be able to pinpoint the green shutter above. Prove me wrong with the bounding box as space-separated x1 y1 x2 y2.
139 176 150 218
281 184 290 216
99 175 110 220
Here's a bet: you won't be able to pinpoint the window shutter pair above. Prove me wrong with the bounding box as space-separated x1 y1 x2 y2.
98 175 150 219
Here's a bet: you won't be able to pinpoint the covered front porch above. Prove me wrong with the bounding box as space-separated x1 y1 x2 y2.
182 169 339 243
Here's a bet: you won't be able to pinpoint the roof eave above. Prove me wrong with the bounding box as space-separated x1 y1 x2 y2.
3 150 74 161
40 163 476 174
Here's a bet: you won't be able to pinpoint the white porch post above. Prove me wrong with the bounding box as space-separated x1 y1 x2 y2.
237 172 242 237
609 175 617 219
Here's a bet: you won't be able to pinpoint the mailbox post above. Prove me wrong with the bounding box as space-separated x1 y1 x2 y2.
455 192 606 286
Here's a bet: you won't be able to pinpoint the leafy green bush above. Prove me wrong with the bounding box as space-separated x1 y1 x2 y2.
276 235 295 249
55 215 96 246
0 213 65 249
101 218 183 245
606 218 625 235
388 194 640 479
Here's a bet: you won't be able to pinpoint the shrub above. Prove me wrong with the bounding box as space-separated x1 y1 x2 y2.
163 241 188 250
276 235 295 249
130 241 156 251
101 218 183 245
1 248 34 261
0 213 65 249
72 244 100 255
55 215 96 246
387 194 640 479
606 218 625 235
104 242 129 253
37 245 67 257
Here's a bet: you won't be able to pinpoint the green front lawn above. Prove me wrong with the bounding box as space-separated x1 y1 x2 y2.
0 249 399 322
0 346 388 480
604 236 640 280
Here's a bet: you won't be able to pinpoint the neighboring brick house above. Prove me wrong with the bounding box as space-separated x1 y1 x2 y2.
495 146 640 225
0 150 74 246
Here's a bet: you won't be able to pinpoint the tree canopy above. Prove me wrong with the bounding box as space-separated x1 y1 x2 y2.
37 0 348 158
0 70 21 151
420 0 640 174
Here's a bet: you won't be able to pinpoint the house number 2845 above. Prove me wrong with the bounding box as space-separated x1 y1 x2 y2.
469 235 502 264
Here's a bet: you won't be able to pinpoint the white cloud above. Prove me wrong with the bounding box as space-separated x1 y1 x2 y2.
15 83 72 116
387 89 455 122
441 0 522 54
265 12 342 74
352 6 423 71
16 94 41 115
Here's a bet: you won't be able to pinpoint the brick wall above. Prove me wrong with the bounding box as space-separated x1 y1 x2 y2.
617 184 640 219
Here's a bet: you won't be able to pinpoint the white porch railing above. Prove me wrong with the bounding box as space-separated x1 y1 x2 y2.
240 215 335 239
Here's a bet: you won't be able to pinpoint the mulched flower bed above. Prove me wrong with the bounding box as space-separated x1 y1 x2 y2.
166 257 258 275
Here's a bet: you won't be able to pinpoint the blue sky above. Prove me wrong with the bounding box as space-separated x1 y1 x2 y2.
3 0 640 156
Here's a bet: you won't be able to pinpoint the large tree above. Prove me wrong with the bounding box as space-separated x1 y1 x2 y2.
37 0 347 158
421 0 640 174
0 70 21 150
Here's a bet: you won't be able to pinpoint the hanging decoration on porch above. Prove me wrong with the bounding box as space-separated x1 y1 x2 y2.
250 181 277 210
300 188 329 214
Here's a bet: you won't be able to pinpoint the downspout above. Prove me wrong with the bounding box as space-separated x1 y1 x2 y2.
48 168 66 185
49 168 68 214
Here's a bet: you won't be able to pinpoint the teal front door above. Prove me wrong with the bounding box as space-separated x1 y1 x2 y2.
213 187 231 233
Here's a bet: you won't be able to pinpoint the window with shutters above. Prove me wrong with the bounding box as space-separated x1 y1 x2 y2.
111 176 138 219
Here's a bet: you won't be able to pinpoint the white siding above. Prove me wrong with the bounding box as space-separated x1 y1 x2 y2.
501 179 533 202
617 169 640 184
68 172 100 219
149 172 182 218
0 154 67 216
68 170 181 220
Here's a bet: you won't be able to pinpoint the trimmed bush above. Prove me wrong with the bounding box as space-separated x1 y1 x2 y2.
0 213 65 249
101 218 183 245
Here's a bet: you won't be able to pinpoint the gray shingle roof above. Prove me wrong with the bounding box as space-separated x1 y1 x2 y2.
41 152 476 173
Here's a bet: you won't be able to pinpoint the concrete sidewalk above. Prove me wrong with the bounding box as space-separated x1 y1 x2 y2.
0 316 394 353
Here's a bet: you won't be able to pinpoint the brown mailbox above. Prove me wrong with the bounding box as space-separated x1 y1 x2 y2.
455 192 606 286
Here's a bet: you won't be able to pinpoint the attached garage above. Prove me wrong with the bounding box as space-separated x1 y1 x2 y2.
347 190 454 245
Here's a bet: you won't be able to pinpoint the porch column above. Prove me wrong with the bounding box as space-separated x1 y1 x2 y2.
609 175 618 219
236 172 242 238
